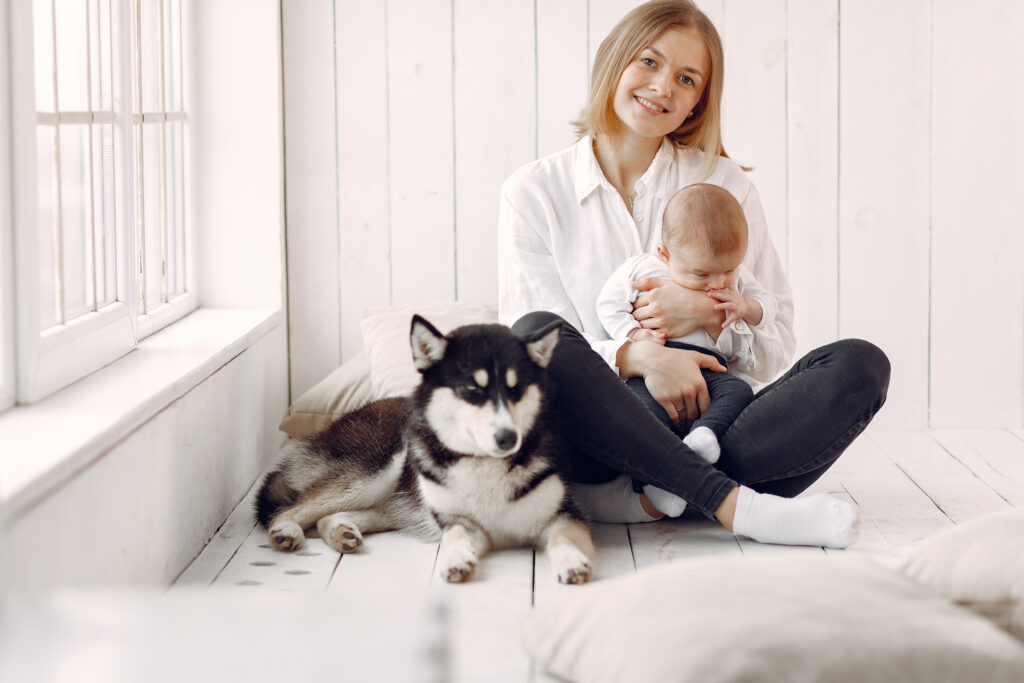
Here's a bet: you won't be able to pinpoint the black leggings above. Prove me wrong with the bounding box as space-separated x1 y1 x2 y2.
512 311 891 518
626 341 753 439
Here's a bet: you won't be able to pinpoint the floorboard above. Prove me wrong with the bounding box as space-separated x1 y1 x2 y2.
211 525 340 593
820 431 952 554
431 548 535 683
326 530 438 596
629 517 741 568
873 430 1011 522
930 429 1024 506
172 428 1024 682
171 478 262 589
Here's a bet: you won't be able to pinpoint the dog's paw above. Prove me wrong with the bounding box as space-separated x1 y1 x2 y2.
558 563 592 585
437 544 478 583
439 557 477 583
268 521 305 552
322 519 363 554
550 545 592 585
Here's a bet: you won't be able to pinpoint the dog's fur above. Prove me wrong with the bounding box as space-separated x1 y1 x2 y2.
254 315 594 584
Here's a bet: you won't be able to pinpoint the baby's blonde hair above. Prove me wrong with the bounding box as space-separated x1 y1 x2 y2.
572 0 730 180
663 183 747 256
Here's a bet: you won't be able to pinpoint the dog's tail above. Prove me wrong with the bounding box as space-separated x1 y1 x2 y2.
254 467 300 528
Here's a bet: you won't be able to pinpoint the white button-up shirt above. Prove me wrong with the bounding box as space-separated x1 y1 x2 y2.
497 136 795 386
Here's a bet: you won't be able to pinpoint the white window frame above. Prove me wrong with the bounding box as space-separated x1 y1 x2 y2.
131 0 196 339
7 0 195 405
1 3 16 413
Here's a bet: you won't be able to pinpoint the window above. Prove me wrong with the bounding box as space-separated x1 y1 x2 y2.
1 3 14 412
6 0 193 405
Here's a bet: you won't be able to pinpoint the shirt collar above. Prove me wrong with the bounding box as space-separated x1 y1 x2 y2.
574 136 605 203
640 137 676 200
574 135 677 204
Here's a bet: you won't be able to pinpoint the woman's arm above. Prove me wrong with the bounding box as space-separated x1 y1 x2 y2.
498 182 628 368
631 278 725 338
733 183 796 381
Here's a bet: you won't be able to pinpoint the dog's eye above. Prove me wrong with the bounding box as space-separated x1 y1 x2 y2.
458 385 486 400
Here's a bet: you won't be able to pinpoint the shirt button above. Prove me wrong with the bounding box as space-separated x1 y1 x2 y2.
634 214 643 222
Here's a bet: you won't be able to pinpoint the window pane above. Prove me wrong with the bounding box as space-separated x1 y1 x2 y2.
91 0 114 112
166 0 182 111
166 120 185 297
33 0 55 113
54 0 89 112
138 0 162 113
141 122 163 311
36 126 58 329
59 124 91 320
93 122 118 307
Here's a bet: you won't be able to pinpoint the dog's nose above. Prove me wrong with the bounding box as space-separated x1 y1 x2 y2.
495 429 518 452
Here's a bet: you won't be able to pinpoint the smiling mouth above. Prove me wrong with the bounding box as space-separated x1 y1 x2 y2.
635 95 668 114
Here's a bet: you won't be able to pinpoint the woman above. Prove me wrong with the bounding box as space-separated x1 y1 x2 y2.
497 0 890 548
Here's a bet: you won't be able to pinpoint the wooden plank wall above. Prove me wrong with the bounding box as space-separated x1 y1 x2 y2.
283 0 1024 429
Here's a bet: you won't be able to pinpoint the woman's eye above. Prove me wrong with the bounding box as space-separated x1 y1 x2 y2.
641 57 656 67
678 74 694 85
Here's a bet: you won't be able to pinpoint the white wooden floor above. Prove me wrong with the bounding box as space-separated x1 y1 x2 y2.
172 427 1024 682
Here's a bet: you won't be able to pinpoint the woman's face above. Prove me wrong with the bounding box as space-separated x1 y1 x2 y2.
612 26 710 142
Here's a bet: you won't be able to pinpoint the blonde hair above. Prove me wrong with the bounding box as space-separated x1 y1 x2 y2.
573 0 730 180
663 183 747 256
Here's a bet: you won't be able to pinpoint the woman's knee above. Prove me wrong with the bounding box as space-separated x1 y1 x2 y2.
827 339 891 409
625 377 675 430
511 310 570 337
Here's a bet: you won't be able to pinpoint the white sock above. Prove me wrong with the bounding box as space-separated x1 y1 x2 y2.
568 475 661 523
732 486 859 549
641 485 687 518
683 426 720 463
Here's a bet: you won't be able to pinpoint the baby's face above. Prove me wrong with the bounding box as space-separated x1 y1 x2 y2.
657 242 745 291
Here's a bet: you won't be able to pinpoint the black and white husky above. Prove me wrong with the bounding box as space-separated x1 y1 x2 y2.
254 315 594 584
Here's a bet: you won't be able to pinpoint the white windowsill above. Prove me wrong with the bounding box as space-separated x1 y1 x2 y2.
0 307 284 523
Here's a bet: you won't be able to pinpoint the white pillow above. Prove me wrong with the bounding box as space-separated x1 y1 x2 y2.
360 301 498 399
521 555 1024 683
896 507 1024 641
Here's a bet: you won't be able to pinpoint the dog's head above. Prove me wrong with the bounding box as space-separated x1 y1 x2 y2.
409 315 559 458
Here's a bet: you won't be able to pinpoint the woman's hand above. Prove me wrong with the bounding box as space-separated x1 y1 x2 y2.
617 341 727 431
632 278 724 338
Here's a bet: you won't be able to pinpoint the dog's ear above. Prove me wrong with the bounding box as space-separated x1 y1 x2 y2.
410 314 448 371
523 322 560 369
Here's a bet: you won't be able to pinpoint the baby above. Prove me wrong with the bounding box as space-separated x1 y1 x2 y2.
592 183 773 518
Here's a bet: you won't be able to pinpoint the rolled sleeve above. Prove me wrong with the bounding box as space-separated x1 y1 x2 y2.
735 183 796 382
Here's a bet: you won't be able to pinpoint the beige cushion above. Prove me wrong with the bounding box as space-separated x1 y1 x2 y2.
279 302 498 438
521 555 1024 683
361 301 498 399
278 351 373 439
896 507 1024 641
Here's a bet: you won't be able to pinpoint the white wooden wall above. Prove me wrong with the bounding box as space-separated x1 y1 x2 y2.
283 0 1024 429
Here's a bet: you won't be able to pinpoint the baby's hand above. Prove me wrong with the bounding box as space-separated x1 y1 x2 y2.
707 288 750 328
628 327 666 345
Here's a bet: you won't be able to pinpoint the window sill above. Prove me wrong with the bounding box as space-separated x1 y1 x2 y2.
0 307 284 523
